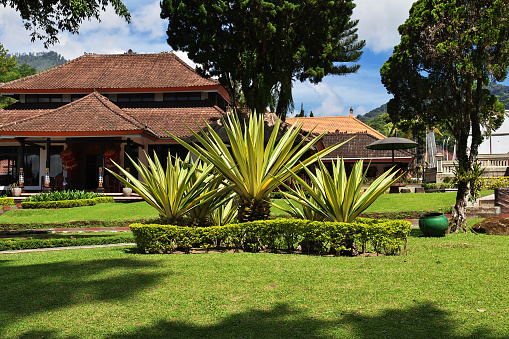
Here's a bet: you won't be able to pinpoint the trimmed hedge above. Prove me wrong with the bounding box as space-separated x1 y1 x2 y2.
130 218 411 256
480 176 509 189
21 196 114 209
0 197 14 206
0 233 135 251
359 208 452 220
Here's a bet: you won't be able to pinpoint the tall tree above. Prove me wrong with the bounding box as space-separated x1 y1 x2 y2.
1 0 131 47
380 0 509 233
161 0 364 119
0 43 25 108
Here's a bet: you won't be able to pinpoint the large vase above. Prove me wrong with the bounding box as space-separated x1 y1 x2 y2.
419 213 449 237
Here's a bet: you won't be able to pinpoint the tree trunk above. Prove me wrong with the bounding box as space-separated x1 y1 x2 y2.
237 197 271 222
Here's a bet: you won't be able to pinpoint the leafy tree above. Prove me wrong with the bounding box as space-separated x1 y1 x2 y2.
380 0 509 233
366 113 392 137
1 0 131 47
161 0 364 119
0 43 31 108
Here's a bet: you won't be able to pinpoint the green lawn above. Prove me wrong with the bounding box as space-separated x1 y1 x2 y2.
0 201 158 224
0 232 507 338
1 190 495 223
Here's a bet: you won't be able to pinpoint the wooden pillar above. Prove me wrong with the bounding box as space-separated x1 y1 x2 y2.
97 141 105 192
43 138 51 191
18 138 25 188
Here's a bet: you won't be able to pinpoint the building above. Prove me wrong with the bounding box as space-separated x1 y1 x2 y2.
0 52 229 192
286 109 414 176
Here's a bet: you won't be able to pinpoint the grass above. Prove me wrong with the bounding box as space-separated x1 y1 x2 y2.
1 190 496 223
0 201 158 224
0 232 507 338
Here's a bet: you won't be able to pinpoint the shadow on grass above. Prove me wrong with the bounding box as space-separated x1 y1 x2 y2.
0 257 166 333
18 302 497 339
112 302 499 339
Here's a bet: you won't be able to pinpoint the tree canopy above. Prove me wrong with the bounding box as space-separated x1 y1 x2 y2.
0 44 38 108
1 0 131 47
380 0 509 232
161 0 364 119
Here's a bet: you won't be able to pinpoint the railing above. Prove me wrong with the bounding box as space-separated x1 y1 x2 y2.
424 153 509 183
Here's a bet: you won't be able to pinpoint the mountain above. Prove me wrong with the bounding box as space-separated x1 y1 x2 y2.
11 51 68 72
357 83 509 122
356 103 387 123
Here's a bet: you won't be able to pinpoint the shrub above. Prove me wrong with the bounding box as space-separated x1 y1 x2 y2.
0 197 14 206
130 218 411 256
21 196 114 209
0 233 134 251
24 190 104 202
480 176 509 189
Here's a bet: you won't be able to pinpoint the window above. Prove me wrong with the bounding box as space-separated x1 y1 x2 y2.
117 94 130 102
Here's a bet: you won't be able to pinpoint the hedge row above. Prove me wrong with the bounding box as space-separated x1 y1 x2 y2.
0 233 135 251
480 176 509 189
359 208 452 220
0 197 14 206
130 217 412 256
0 218 156 231
21 196 114 209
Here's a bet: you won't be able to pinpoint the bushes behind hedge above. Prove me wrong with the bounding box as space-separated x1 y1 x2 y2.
21 196 114 209
130 218 411 256
0 233 135 251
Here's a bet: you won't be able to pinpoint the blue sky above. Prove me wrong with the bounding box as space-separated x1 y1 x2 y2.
1 0 507 117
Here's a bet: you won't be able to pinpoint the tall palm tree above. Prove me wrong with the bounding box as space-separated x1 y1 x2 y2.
169 113 346 222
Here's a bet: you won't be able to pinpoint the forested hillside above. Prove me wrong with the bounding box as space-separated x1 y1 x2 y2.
11 51 68 71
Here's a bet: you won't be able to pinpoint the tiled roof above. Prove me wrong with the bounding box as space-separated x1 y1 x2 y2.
321 133 414 160
0 95 225 138
0 92 144 134
286 115 386 139
0 52 220 92
121 101 224 138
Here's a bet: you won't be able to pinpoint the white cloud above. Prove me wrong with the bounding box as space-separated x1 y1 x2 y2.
353 0 414 53
0 2 170 59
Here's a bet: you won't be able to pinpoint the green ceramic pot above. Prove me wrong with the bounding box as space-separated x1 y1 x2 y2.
419 213 449 237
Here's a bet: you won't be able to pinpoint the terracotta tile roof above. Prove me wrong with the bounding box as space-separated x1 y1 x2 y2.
0 52 220 92
0 102 59 127
321 133 414 160
0 92 144 134
121 101 225 138
286 115 386 139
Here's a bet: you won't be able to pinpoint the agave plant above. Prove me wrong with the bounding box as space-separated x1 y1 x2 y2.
210 194 238 226
108 152 232 226
169 112 346 222
277 158 401 223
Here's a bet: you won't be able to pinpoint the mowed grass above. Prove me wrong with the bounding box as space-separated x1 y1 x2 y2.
1 190 495 223
0 202 159 224
0 232 507 338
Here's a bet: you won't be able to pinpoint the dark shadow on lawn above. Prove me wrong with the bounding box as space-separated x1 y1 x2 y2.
0 258 166 333
8 301 501 338
84 302 501 338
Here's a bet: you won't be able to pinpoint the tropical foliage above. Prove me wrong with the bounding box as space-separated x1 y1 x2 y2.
170 113 346 222
276 158 400 223
380 0 509 232
108 153 231 226
24 189 103 202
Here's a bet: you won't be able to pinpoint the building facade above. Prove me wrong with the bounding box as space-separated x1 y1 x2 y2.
0 52 229 192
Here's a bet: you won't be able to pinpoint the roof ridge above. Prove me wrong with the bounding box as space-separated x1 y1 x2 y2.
91 92 147 130
347 114 386 139
168 52 219 85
